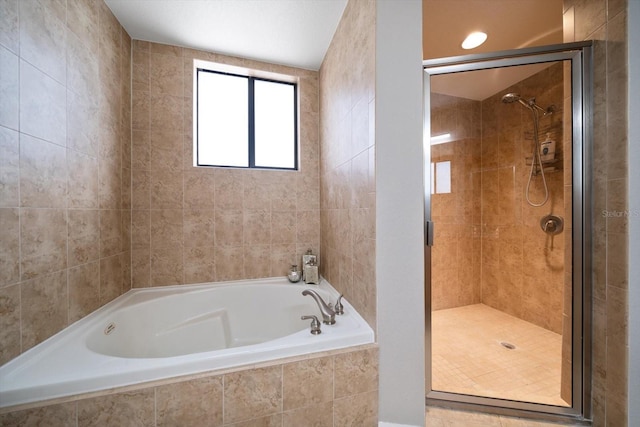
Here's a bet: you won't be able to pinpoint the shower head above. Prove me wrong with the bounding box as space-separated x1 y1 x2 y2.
501 93 530 109
501 92 554 115
501 93 522 104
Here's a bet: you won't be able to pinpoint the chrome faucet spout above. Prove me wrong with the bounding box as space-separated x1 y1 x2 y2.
302 289 336 325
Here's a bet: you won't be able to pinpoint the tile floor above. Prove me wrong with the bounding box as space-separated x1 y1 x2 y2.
429 304 569 407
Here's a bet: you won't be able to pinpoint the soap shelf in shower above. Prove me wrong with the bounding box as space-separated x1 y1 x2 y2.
524 157 561 175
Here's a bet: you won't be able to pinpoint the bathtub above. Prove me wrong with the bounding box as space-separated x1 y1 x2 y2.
0 277 374 409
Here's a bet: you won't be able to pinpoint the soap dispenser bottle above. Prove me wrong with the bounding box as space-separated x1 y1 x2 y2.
540 133 556 162
303 258 319 285
302 249 318 284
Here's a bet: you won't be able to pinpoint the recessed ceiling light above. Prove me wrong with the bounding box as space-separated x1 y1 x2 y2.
461 31 488 50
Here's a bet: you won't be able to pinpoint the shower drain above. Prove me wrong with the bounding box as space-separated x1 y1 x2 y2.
500 341 516 350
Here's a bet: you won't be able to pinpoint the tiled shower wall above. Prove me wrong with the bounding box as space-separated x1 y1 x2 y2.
430 62 565 336
319 0 376 329
430 93 482 310
0 0 132 365
564 0 630 425
479 62 565 334
130 42 320 287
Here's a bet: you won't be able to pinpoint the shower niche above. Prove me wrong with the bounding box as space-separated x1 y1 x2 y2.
423 43 592 421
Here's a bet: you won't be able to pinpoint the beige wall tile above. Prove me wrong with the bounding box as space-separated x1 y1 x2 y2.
100 253 124 303
150 245 184 286
21 270 67 351
0 282 20 364
184 245 215 284
19 134 67 208
0 126 19 207
214 246 244 281
68 209 100 266
19 60 66 146
156 376 223 427
215 210 244 247
283 401 333 427
333 390 378 427
283 356 333 411
334 347 378 399
226 414 283 427
0 45 19 130
78 389 155 427
100 209 123 257
0 0 19 54
67 0 100 53
150 52 184 97
68 149 100 209
67 29 100 100
20 208 67 279
0 208 20 286
18 0 66 84
224 365 283 424
183 209 215 247
0 401 76 427
68 260 100 322
243 244 271 279
184 170 216 209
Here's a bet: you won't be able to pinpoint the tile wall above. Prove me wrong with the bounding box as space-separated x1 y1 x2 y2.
480 62 566 334
563 0 629 425
430 62 565 335
129 41 320 287
0 0 132 365
319 0 376 329
430 93 482 310
0 345 379 426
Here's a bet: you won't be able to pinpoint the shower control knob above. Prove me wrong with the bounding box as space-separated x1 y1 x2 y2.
540 214 563 235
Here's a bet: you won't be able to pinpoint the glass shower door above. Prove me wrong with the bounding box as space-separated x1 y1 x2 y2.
423 43 592 420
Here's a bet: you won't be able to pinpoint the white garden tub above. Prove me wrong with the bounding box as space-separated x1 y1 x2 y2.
0 277 373 409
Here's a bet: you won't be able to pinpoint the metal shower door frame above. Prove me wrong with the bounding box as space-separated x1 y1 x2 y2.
423 41 593 423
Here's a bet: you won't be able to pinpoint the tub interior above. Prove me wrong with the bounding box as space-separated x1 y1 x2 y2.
86 286 319 358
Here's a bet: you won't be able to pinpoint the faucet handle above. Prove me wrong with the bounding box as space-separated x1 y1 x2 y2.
334 294 344 315
301 315 322 335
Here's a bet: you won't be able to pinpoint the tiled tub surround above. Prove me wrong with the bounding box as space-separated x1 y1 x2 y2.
130 41 320 288
0 0 132 365
1 277 374 409
319 0 377 330
0 345 379 426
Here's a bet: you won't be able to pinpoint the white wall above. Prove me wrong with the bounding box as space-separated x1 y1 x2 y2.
375 1 425 425
628 0 639 421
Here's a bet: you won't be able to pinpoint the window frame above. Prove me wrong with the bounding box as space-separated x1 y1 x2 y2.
194 64 299 171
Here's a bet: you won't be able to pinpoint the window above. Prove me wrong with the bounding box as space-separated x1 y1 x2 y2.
431 161 451 194
194 63 298 170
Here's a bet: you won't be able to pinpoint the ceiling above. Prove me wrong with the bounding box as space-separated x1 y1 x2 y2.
423 0 564 100
104 0 564 99
104 0 348 71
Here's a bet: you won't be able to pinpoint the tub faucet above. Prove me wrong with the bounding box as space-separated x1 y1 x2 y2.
302 289 336 325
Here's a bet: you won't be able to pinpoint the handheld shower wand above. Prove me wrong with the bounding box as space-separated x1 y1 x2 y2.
501 93 553 207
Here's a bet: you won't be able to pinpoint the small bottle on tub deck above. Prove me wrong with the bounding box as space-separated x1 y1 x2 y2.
287 264 301 283
301 249 317 282
303 258 319 285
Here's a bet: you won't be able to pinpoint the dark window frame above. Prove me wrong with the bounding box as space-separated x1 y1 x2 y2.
195 68 299 170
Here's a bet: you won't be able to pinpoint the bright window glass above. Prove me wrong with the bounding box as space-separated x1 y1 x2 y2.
197 71 249 167
195 65 297 170
254 79 295 168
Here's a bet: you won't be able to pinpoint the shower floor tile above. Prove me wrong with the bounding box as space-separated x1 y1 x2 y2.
429 304 568 407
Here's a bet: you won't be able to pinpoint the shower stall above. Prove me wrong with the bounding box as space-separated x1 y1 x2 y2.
423 42 592 422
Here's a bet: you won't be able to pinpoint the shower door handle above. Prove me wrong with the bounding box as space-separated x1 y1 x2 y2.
425 221 435 246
